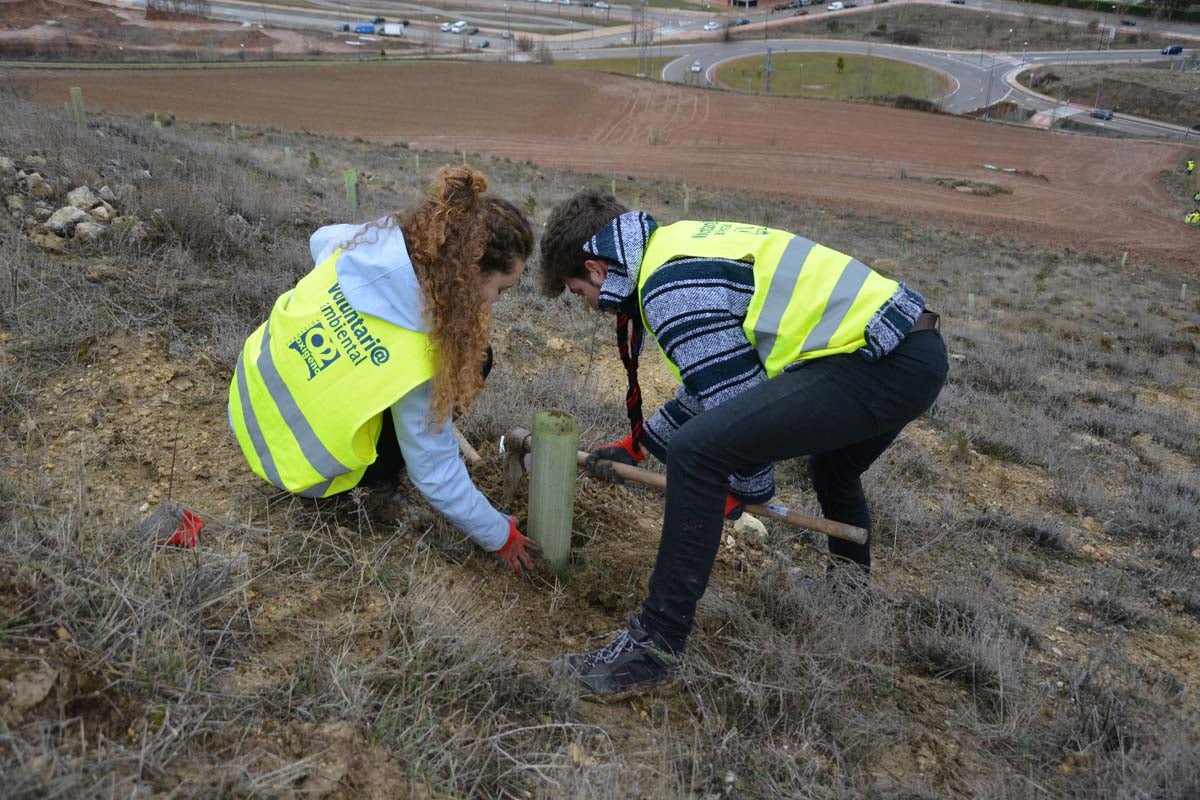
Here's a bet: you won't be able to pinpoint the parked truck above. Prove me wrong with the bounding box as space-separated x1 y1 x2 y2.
380 22 405 35
353 22 375 34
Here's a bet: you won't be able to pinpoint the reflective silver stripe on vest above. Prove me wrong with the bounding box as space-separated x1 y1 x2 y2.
235 350 285 491
753 236 816 365
298 478 334 498
257 326 354 482
800 258 871 352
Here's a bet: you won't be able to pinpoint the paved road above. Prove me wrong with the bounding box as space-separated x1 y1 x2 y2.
649 42 1193 137
110 0 1198 136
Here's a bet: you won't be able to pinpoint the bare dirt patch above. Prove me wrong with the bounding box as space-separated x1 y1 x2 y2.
19 60 1200 271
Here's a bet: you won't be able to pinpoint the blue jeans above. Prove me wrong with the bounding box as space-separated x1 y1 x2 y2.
639 329 949 652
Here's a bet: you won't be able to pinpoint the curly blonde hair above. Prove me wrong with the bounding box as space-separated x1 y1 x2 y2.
393 167 532 426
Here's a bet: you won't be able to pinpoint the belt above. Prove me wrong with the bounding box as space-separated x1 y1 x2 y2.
909 310 940 334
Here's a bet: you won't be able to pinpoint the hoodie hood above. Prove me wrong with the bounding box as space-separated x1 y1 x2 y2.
309 220 427 332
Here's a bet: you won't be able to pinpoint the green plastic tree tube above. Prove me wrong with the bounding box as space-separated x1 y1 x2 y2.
529 410 578 574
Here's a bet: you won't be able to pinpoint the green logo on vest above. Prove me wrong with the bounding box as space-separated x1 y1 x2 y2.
289 321 342 379
317 282 391 368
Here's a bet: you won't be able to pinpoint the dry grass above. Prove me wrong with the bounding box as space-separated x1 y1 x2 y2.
1 91 1198 798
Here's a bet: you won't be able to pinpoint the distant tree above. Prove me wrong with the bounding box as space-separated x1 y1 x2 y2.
535 41 555 64
516 35 535 53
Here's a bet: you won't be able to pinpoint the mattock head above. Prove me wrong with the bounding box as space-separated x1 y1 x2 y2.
500 427 532 509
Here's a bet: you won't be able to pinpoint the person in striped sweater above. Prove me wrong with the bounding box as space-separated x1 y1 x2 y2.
538 191 948 698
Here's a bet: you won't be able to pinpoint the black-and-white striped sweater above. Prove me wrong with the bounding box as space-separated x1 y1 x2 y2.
586 211 924 504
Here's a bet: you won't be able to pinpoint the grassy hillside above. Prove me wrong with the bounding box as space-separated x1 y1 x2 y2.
1021 60 1200 128
1 92 1199 798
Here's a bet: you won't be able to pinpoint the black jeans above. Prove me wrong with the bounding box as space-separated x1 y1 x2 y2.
639 330 949 652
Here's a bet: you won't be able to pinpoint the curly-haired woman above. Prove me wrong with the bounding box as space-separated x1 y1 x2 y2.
229 167 538 574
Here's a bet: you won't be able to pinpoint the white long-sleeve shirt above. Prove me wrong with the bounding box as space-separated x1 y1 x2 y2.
309 221 509 551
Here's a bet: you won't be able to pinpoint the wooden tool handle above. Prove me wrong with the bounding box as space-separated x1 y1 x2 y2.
574 453 868 546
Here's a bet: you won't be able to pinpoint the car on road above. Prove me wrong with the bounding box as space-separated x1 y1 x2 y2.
703 20 720 30
825 2 844 10
1119 18 1136 26
372 16 385 24
501 29 513 38
466 26 480 34
450 20 468 33
478 39 490 47
794 9 809 14
949 0 966 4
594 1 610 7
844 2 857 6
733 17 750 24
337 23 350 31
1162 44 1183 55
440 21 453 31
690 59 703 72
1090 108 1114 121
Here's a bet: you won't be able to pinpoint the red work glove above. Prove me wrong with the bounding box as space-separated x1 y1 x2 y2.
495 516 539 576
585 434 645 483
724 494 746 521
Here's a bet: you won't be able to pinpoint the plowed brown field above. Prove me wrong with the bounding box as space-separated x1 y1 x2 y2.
24 61 1200 270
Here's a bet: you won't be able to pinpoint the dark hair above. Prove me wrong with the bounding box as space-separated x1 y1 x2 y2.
480 195 533 275
538 189 629 297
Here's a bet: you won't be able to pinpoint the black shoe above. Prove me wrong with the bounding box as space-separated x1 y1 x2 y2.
552 615 681 700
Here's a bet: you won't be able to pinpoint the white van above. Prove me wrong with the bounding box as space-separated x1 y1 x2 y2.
450 20 468 33
826 1 844 9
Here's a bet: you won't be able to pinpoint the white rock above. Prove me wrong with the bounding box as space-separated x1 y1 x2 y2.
97 185 117 204
88 204 112 222
5 194 24 215
25 155 46 168
44 205 88 235
29 230 65 252
0 156 14 177
30 206 52 222
66 186 99 210
113 216 148 245
733 514 768 540
25 173 54 200
73 220 106 243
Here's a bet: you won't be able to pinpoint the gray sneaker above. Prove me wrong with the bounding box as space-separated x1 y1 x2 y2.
552 615 681 700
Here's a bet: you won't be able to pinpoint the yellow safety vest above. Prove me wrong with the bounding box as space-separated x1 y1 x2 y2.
228 249 435 498
637 221 901 380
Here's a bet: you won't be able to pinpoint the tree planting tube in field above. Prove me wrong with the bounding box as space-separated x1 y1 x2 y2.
529 410 578 574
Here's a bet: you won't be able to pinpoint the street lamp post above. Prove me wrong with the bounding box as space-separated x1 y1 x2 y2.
984 53 995 119
1021 41 1027 66
1005 28 1013 54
